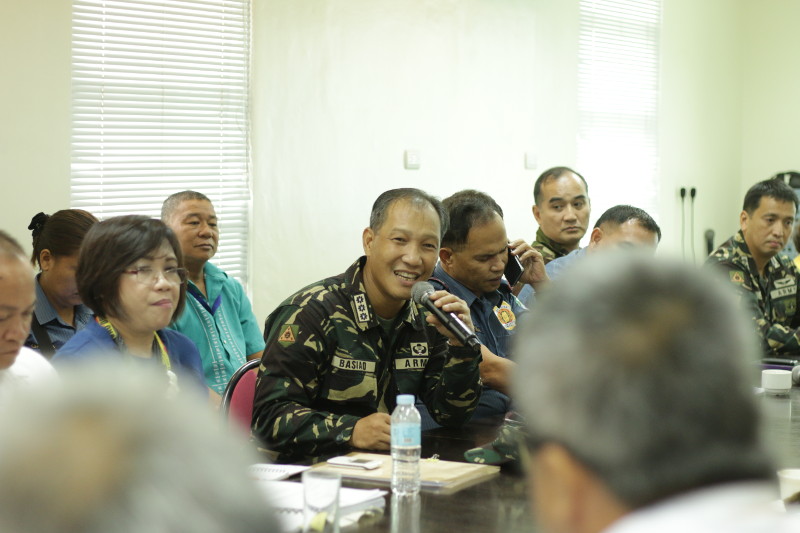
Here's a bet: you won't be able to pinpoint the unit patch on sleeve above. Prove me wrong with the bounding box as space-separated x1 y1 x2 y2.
493 301 517 331
277 324 299 347
729 270 746 284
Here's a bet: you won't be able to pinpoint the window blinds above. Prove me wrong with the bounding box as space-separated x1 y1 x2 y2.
71 0 251 285
577 0 661 221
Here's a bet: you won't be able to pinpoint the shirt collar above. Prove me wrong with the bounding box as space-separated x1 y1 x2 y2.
535 227 571 258
733 230 781 275
432 263 509 308
33 276 60 325
344 256 422 332
33 276 92 327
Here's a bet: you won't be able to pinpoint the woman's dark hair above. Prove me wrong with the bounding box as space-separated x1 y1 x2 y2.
76 215 186 322
29 209 98 267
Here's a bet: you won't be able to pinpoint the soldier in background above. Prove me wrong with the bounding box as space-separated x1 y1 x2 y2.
519 205 660 306
706 178 800 356
530 166 591 264
252 188 482 463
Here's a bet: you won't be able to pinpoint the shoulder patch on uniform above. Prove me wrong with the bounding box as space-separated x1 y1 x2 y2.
277 324 298 346
729 270 745 284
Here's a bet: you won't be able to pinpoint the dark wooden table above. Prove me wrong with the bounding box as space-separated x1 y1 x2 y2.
321 387 800 533
353 416 534 533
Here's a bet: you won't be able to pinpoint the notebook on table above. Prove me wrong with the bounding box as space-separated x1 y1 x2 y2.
313 452 500 495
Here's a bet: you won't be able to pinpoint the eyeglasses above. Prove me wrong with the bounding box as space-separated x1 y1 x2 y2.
122 266 188 286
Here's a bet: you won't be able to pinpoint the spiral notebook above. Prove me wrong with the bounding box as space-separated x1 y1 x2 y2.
248 463 309 481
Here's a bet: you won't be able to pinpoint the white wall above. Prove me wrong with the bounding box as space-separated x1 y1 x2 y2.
740 0 800 195
659 0 745 259
0 0 71 250
3 0 795 321
251 0 544 317
249 0 751 316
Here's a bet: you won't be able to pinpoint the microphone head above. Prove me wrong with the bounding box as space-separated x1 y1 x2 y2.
793 365 800 386
411 281 434 305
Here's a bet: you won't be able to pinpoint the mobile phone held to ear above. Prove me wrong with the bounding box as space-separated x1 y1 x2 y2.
504 248 524 286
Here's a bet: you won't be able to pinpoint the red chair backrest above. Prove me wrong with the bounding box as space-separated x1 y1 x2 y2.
220 359 260 432
229 368 258 430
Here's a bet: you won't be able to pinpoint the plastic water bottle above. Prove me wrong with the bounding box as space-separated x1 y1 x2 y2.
390 394 421 496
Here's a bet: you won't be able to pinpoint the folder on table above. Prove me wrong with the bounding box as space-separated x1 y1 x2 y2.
313 452 500 495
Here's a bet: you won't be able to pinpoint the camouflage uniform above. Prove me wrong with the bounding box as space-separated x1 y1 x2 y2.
531 227 572 265
706 230 800 355
252 257 482 463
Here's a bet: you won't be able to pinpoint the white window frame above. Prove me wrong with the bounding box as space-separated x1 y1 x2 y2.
70 0 252 286
576 0 661 223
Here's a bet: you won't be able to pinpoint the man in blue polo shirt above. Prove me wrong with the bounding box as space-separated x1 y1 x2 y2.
162 191 265 404
427 190 547 422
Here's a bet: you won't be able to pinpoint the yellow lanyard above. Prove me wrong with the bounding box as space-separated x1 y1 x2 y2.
95 317 172 372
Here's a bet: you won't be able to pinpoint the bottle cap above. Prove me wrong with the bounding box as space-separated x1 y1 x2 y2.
396 394 415 405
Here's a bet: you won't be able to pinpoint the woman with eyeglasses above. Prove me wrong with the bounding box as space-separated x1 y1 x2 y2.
54 216 204 395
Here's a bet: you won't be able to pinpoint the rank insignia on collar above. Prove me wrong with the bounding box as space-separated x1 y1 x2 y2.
353 293 371 324
277 324 298 347
494 301 517 331
729 271 745 284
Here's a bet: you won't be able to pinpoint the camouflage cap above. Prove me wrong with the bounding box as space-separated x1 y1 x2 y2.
464 418 526 466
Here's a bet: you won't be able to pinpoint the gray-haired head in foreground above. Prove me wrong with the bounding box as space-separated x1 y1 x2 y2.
0 362 279 533
512 253 771 509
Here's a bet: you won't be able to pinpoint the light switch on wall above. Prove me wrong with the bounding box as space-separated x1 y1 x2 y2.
404 150 420 170
525 152 537 170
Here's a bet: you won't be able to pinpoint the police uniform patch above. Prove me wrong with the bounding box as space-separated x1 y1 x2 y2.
353 293 371 324
277 324 298 347
729 271 745 284
493 301 517 331
410 342 428 356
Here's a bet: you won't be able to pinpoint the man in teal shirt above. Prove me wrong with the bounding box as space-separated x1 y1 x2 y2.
162 191 265 401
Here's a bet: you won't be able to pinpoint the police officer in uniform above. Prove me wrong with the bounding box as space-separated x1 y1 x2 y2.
252 188 482 463
706 178 800 355
428 190 546 423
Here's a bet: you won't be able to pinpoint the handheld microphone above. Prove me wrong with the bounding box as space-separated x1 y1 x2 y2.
411 281 481 353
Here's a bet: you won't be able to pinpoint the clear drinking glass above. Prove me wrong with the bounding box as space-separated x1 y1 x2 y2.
302 469 341 533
